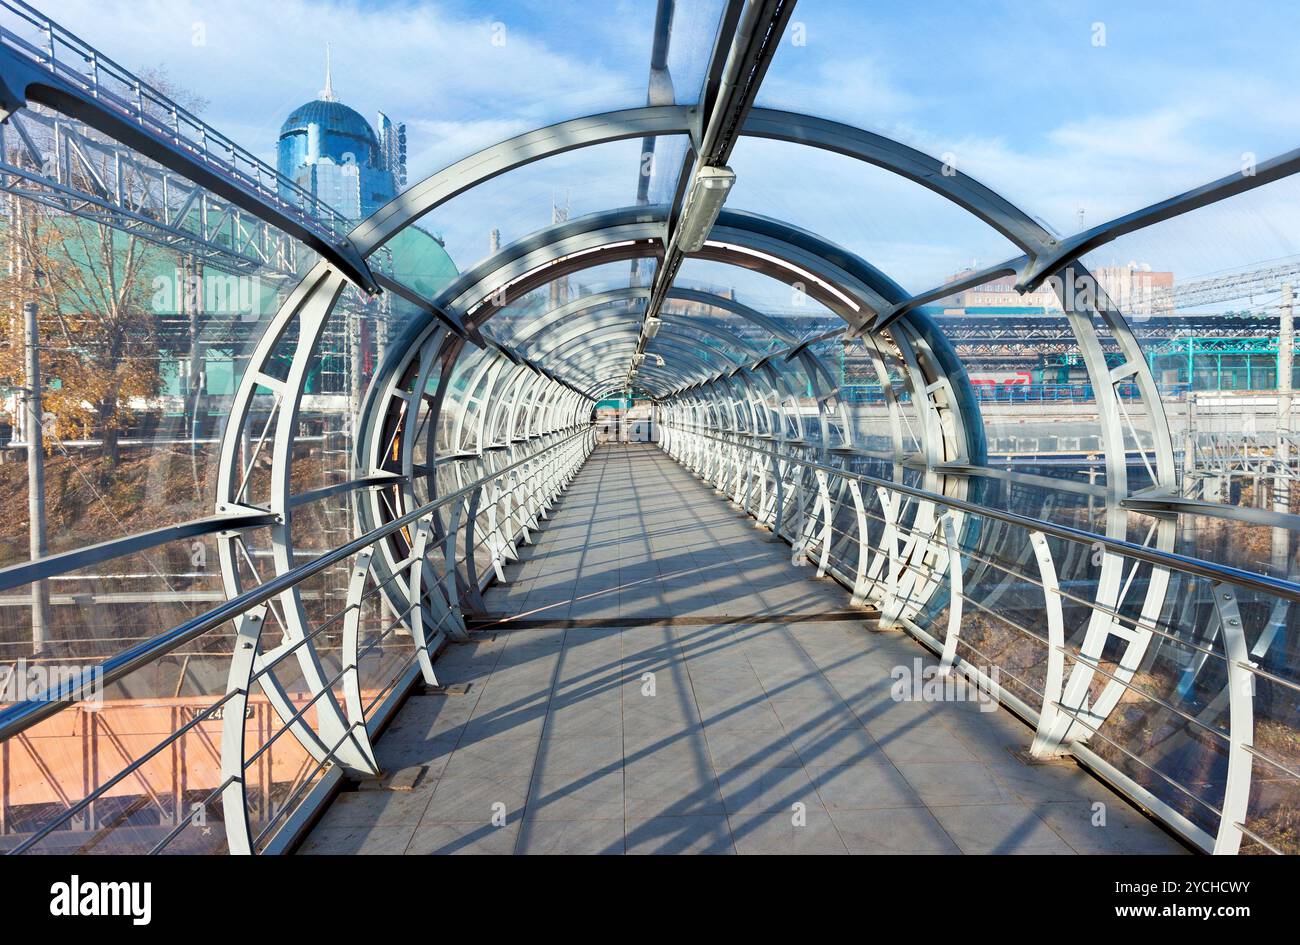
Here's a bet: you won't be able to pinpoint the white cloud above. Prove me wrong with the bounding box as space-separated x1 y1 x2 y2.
404 118 536 179
761 54 922 121
26 0 1300 293
41 0 645 164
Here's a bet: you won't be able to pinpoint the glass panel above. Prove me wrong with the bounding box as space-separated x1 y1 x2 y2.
726 137 1020 292
0 188 303 564
0 531 256 853
45 1 698 184
911 288 1111 488
1081 174 1300 520
411 137 686 277
0 533 234 666
485 259 660 347
666 0 732 106
674 258 844 335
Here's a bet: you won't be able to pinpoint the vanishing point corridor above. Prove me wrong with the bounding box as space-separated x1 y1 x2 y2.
300 446 1183 855
2 1 1294 878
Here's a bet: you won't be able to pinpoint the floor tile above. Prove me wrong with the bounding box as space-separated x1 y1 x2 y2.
405 821 520 855
929 802 1075 854
624 761 725 819
625 816 734 854
298 824 417 855
516 817 625 854
730 806 849 855
421 775 531 825
314 788 433 828
830 808 961 854
895 762 1015 807
807 761 924 810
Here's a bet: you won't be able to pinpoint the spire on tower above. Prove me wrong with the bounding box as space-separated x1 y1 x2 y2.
320 43 336 102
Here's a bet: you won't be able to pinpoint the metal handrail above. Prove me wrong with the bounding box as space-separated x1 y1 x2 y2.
665 420 1290 854
0 427 591 743
673 424 1300 604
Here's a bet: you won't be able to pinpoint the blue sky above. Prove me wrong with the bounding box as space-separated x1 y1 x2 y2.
37 0 1300 290
758 1 1300 222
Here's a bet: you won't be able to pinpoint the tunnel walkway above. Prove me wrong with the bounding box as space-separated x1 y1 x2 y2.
299 445 1183 855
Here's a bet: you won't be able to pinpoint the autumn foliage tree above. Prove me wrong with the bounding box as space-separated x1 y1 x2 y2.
0 65 207 472
2 195 163 469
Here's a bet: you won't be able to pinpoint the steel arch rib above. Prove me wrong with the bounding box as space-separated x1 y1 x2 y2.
742 108 1053 254
494 285 797 348
524 320 746 375
349 106 694 254
214 263 380 857
502 290 770 357
349 103 1056 260
215 96 1178 843
556 342 716 390
557 340 707 386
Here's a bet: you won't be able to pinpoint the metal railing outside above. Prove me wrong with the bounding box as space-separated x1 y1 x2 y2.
0 427 593 854
662 421 1300 856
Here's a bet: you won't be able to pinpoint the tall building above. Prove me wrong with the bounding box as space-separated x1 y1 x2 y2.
272 49 457 410
276 49 407 220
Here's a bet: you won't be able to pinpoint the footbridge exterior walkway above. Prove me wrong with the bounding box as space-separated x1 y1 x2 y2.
299 445 1182 854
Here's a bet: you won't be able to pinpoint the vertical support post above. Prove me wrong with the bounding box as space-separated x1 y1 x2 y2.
1028 531 1069 758
846 480 872 606
220 604 268 856
403 521 441 685
1212 582 1255 855
184 254 206 481
1274 283 1293 572
349 308 364 426
876 487 903 628
443 498 467 633
769 453 786 540
340 549 384 751
23 300 49 655
936 512 965 675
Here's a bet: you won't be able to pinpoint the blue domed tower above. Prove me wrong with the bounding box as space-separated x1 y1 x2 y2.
276 47 406 220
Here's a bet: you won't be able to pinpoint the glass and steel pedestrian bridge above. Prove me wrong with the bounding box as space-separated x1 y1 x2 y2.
0 0 1296 855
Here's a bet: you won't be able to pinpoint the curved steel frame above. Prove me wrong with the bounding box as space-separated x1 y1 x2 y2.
4 38 1290 852
205 95 1195 848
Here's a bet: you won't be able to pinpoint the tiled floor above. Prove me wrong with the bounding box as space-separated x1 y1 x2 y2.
299 444 1185 855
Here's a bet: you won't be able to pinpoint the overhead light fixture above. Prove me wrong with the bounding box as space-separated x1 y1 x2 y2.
642 315 662 338
652 354 665 367
675 165 736 253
